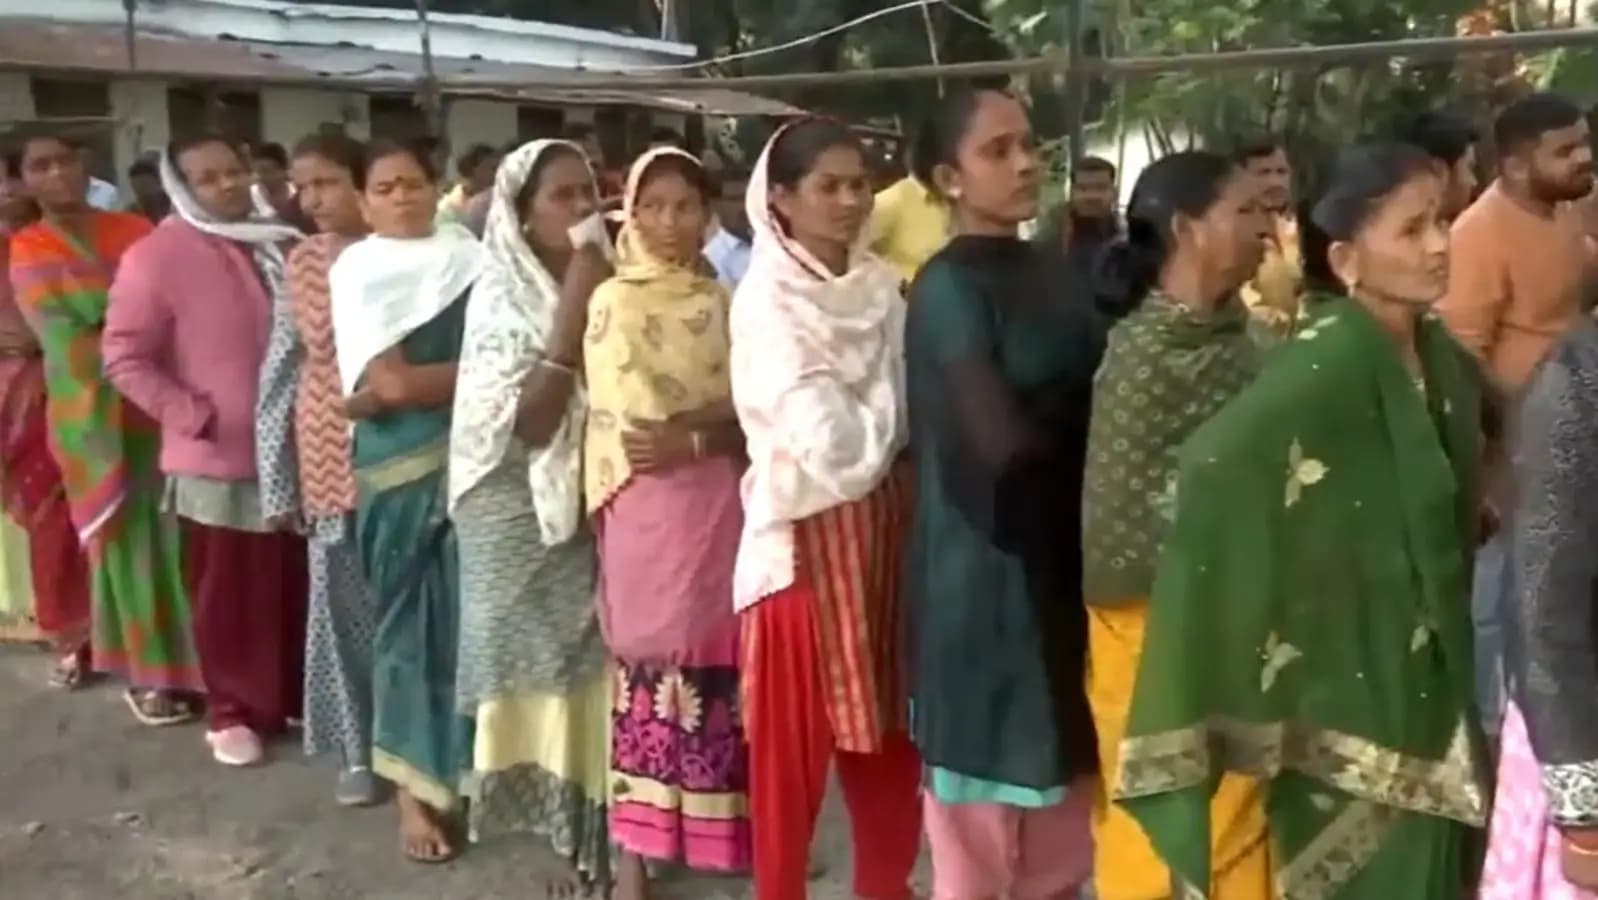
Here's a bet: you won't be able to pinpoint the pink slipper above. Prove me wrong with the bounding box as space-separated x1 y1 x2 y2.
205 726 264 767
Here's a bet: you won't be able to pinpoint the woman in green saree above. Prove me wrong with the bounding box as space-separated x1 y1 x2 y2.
330 141 483 863
1116 142 1490 898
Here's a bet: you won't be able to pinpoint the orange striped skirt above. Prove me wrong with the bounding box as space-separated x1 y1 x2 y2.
741 463 912 754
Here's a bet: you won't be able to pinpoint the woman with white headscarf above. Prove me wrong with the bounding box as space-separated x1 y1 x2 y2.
731 118 922 900
449 139 614 893
104 134 307 763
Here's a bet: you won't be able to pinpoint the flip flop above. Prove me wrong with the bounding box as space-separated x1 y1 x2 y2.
48 651 88 690
122 688 198 727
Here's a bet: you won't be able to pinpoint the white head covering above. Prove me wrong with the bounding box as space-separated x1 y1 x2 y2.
160 147 302 247
329 221 486 394
727 123 907 611
448 139 601 542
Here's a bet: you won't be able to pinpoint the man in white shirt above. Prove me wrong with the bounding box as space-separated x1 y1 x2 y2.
704 168 751 290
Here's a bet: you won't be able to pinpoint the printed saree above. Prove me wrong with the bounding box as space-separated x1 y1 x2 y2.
354 296 474 811
10 214 201 690
1117 297 1489 899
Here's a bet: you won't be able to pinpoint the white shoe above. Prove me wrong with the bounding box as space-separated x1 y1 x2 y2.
205 726 264 766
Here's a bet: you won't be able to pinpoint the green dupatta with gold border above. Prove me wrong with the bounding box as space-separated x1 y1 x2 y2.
1116 296 1489 899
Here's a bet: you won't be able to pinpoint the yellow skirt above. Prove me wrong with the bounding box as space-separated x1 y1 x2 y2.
1088 600 1272 900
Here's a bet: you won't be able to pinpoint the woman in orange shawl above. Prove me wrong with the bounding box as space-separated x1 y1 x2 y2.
9 134 200 723
0 144 90 672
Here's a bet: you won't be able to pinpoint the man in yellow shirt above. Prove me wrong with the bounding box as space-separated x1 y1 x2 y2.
871 171 951 287
1236 139 1303 339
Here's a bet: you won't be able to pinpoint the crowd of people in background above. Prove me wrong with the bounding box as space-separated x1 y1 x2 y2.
1 83 1597 900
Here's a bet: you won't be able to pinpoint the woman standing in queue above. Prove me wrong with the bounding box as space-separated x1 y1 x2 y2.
730 118 922 900
284 133 383 807
449 139 614 895
11 134 200 719
1116 143 1488 897
1081 151 1269 900
330 140 482 863
584 146 750 898
904 88 1103 900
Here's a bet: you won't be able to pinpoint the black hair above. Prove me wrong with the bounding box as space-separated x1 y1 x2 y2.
456 142 499 178
291 133 366 177
909 88 1010 195
1234 136 1285 165
767 118 862 192
1494 92 1584 158
249 141 288 168
1297 197 1341 296
1093 150 1238 316
649 127 686 148
1310 141 1437 242
513 142 586 226
166 134 242 184
1401 110 1479 168
1 147 20 179
355 138 439 192
1073 155 1117 181
635 152 712 204
128 152 160 179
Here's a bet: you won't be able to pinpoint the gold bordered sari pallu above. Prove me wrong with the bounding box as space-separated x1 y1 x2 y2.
1116 296 1490 899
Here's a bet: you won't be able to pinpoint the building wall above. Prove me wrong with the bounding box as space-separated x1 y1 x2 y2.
261 88 371 145
0 72 35 121
108 79 171 189
444 98 518 171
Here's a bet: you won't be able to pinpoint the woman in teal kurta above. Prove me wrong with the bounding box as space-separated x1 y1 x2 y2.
905 88 1104 897
330 142 485 863
1116 143 1489 898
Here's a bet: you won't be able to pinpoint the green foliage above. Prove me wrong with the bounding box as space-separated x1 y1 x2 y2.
984 0 1483 187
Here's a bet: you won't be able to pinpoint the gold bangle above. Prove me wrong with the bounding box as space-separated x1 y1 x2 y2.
1566 836 1598 857
691 430 706 459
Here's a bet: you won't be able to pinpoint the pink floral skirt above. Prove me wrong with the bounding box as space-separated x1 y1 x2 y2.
609 627 751 871
1481 701 1598 900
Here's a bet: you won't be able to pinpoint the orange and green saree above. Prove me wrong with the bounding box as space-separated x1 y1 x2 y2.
10 212 201 691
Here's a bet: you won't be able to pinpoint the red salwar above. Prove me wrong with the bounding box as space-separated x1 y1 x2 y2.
180 519 308 733
0 358 90 652
741 471 922 900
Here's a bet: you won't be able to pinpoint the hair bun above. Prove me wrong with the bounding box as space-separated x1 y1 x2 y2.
1092 238 1160 319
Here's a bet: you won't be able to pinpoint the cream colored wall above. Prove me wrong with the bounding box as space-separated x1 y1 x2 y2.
261 88 371 145
443 98 518 180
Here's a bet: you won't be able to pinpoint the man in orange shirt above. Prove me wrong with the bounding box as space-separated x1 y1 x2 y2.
1437 91 1595 744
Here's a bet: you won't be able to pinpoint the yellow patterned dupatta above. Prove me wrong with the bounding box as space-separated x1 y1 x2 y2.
582 147 732 513
1116 297 1490 899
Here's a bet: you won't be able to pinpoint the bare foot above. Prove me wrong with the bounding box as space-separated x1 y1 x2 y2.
540 863 586 900
614 851 651 900
395 788 455 863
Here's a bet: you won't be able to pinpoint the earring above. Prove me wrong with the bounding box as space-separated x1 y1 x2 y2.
948 187 963 200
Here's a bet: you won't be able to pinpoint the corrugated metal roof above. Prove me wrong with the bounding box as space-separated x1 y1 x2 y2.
0 19 803 117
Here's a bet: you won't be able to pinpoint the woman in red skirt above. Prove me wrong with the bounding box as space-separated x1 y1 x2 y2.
729 118 922 900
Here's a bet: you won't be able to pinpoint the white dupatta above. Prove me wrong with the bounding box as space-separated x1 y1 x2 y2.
728 125 907 611
448 140 600 544
329 222 485 395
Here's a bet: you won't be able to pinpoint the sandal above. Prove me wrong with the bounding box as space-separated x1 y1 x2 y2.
48 647 92 690
123 688 199 727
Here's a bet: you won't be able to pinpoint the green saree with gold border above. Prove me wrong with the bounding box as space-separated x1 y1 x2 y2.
1116 296 1489 899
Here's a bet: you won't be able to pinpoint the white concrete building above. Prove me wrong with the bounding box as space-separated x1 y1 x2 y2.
0 0 796 190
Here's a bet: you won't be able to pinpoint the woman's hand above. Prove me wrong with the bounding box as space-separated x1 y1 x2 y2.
549 243 613 366
345 388 383 420
1562 832 1598 890
621 418 699 473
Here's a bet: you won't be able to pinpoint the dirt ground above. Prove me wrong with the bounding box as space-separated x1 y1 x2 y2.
0 644 939 900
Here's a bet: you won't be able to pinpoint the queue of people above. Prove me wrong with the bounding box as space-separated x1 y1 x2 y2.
1 83 1597 900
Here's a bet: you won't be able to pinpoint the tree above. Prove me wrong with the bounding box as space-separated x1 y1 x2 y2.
985 0 1485 185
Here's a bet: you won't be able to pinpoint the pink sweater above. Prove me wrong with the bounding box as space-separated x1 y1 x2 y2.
104 217 272 480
